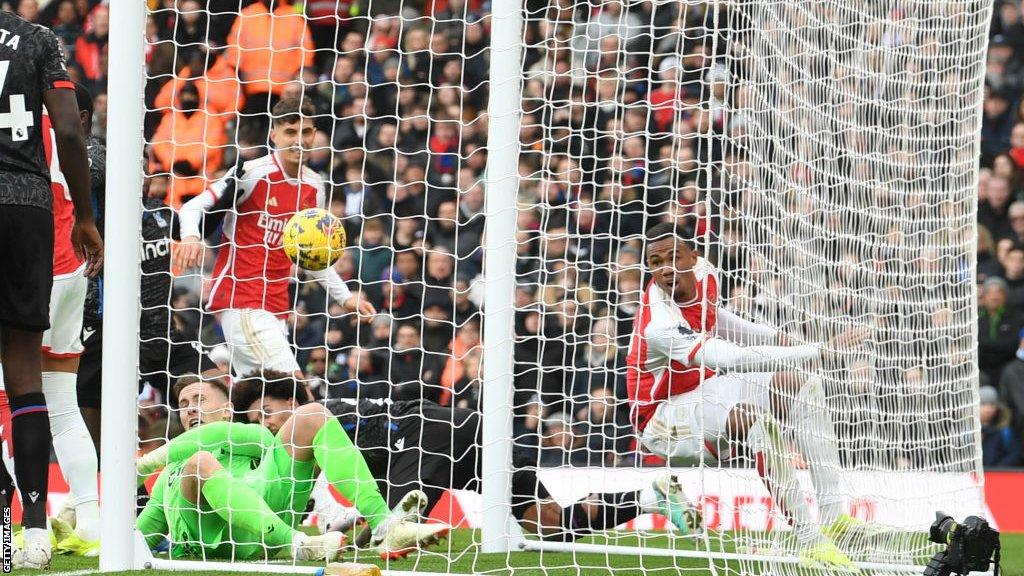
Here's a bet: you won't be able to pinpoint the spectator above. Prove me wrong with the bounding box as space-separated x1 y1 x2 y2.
513 394 542 462
999 331 1024 435
980 175 1015 244
440 318 481 402
574 385 630 466
452 277 480 327
421 296 453 352
75 4 109 90
331 346 390 401
1002 202 1024 247
982 88 1017 162
225 0 314 131
979 277 1024 384
51 0 83 57
352 218 392 285
1002 246 1024 308
979 226 1005 283
424 248 456 288
303 347 342 400
379 267 422 321
17 0 38 23
539 412 583 466
981 385 1022 467
386 323 445 402
452 348 482 410
149 80 229 207
570 318 625 401
153 50 245 117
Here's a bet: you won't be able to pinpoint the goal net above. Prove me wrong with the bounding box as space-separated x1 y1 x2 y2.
99 0 992 574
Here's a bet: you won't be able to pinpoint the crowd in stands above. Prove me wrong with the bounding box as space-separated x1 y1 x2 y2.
7 0 1024 468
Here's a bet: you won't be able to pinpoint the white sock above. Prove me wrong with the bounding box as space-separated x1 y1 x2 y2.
42 371 100 541
791 377 845 525
638 484 660 513
311 473 340 532
22 526 51 551
747 414 820 545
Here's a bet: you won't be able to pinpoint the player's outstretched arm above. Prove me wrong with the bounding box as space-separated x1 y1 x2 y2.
651 324 868 372
174 191 215 269
44 87 102 276
307 267 377 320
715 307 780 346
138 421 276 477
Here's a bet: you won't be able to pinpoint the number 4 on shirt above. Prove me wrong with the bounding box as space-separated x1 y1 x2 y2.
0 60 34 142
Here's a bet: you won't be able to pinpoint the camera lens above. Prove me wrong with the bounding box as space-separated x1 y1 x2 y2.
929 512 957 545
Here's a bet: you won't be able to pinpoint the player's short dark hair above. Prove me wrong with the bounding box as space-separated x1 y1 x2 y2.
74 82 93 119
645 221 697 252
171 374 231 406
271 97 315 127
231 371 311 418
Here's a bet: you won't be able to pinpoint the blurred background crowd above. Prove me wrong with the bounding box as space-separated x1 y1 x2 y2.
4 0 1024 468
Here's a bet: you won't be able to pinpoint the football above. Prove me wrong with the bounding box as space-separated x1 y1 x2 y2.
281 208 346 271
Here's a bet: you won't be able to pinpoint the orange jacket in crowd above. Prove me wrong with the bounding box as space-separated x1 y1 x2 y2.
224 1 314 97
154 59 246 117
150 107 229 208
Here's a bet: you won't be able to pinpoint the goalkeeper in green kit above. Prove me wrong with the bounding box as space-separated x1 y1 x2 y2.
135 376 448 561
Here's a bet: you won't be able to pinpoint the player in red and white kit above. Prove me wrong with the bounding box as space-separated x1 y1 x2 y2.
175 97 375 377
0 85 102 557
626 222 869 571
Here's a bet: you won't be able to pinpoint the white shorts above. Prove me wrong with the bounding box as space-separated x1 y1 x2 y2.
219 308 300 376
641 372 773 461
41 269 88 358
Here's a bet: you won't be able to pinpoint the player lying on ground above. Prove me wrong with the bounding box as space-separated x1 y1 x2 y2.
627 222 873 571
231 373 703 542
135 376 448 561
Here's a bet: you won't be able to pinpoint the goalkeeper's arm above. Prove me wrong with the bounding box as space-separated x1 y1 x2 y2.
137 479 169 549
137 421 276 480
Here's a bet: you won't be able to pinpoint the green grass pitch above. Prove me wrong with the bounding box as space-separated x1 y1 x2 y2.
18 530 1024 576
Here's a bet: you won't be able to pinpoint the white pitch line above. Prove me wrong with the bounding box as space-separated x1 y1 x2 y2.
50 570 100 576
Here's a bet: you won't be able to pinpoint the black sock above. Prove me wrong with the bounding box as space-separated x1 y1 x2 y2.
549 490 643 542
11 393 51 529
590 490 642 531
0 458 13 510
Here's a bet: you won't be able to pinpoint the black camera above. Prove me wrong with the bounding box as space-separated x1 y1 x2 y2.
923 512 1001 576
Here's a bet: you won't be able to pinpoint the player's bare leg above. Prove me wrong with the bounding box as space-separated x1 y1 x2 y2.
727 402 857 572
1 326 53 569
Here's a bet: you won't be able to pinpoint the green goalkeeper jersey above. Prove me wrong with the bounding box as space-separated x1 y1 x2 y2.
137 421 317 559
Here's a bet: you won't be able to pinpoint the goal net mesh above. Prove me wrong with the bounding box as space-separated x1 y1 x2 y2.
133 0 991 573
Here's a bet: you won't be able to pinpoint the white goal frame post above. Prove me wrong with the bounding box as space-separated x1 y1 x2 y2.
99 0 995 573
97 0 527 569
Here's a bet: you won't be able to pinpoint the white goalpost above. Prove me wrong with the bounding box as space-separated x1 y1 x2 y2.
99 0 994 574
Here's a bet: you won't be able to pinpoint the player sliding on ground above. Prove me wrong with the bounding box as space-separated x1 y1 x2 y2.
135 376 448 561
231 372 703 542
627 222 871 571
